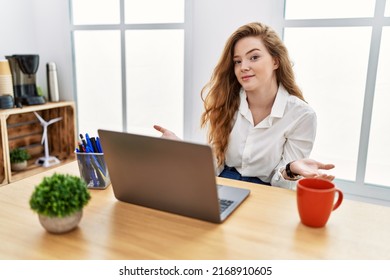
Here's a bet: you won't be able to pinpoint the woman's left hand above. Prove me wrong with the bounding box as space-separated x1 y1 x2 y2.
290 158 335 181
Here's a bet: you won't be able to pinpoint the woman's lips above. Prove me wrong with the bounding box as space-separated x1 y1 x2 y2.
241 75 254 81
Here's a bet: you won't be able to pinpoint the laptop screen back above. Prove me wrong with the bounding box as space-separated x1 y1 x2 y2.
98 129 222 222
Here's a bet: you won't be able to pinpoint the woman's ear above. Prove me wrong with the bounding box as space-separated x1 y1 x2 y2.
273 57 280 70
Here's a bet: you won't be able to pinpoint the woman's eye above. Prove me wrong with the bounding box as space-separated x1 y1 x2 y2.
250 55 260 61
233 60 241 65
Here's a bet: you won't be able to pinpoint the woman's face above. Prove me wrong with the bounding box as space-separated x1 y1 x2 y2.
233 36 278 92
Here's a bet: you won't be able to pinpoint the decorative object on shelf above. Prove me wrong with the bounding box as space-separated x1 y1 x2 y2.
0 59 15 109
0 95 14 109
34 111 62 167
47 62 60 102
0 101 76 185
9 147 31 171
29 173 91 234
5 54 46 106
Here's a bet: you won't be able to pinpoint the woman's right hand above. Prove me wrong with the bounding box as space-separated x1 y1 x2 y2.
153 125 181 140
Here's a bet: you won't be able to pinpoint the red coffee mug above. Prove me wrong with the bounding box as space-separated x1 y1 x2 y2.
297 178 343 228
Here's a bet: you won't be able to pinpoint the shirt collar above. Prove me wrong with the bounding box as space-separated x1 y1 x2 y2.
238 88 252 123
239 88 249 114
239 85 289 120
270 85 289 119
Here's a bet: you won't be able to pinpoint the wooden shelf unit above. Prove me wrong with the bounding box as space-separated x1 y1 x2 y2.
0 101 77 185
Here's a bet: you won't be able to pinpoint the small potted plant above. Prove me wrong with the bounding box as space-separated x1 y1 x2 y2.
29 173 91 234
10 147 31 171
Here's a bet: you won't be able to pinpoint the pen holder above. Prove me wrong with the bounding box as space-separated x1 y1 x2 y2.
76 152 110 189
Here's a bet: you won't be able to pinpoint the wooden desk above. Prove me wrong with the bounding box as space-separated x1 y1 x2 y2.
0 161 389 260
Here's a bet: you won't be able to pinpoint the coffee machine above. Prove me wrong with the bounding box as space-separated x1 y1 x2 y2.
6 54 46 106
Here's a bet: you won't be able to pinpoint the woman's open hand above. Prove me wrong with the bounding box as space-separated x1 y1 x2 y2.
291 158 335 181
153 125 181 140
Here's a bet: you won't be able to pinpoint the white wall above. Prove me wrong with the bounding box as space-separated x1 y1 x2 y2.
0 0 282 140
32 0 74 101
0 0 74 101
0 0 37 55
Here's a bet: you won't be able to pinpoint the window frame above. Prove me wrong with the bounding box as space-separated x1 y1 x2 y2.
282 0 390 205
69 0 191 137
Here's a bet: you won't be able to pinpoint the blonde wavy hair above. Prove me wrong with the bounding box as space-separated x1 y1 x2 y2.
200 22 304 167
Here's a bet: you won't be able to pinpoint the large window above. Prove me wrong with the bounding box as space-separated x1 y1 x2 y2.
70 0 185 137
283 0 390 204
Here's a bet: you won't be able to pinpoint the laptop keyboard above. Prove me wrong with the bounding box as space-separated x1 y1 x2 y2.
219 199 234 213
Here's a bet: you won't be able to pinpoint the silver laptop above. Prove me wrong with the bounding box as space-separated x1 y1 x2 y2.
98 129 250 223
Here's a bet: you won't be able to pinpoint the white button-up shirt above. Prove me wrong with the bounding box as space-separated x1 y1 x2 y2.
222 85 317 189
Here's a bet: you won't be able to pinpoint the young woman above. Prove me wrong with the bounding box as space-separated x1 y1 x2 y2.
155 22 334 189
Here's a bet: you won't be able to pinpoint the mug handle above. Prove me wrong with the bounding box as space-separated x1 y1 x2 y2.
332 189 343 211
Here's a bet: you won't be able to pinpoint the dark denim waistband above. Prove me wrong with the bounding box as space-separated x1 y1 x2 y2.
219 165 271 186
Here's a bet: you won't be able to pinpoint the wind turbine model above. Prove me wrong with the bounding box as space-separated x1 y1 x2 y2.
34 111 62 168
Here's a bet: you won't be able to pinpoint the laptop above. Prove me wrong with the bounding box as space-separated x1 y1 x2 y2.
98 129 250 223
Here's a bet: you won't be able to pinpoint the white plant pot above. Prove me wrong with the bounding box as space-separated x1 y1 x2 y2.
11 161 27 171
38 210 83 234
